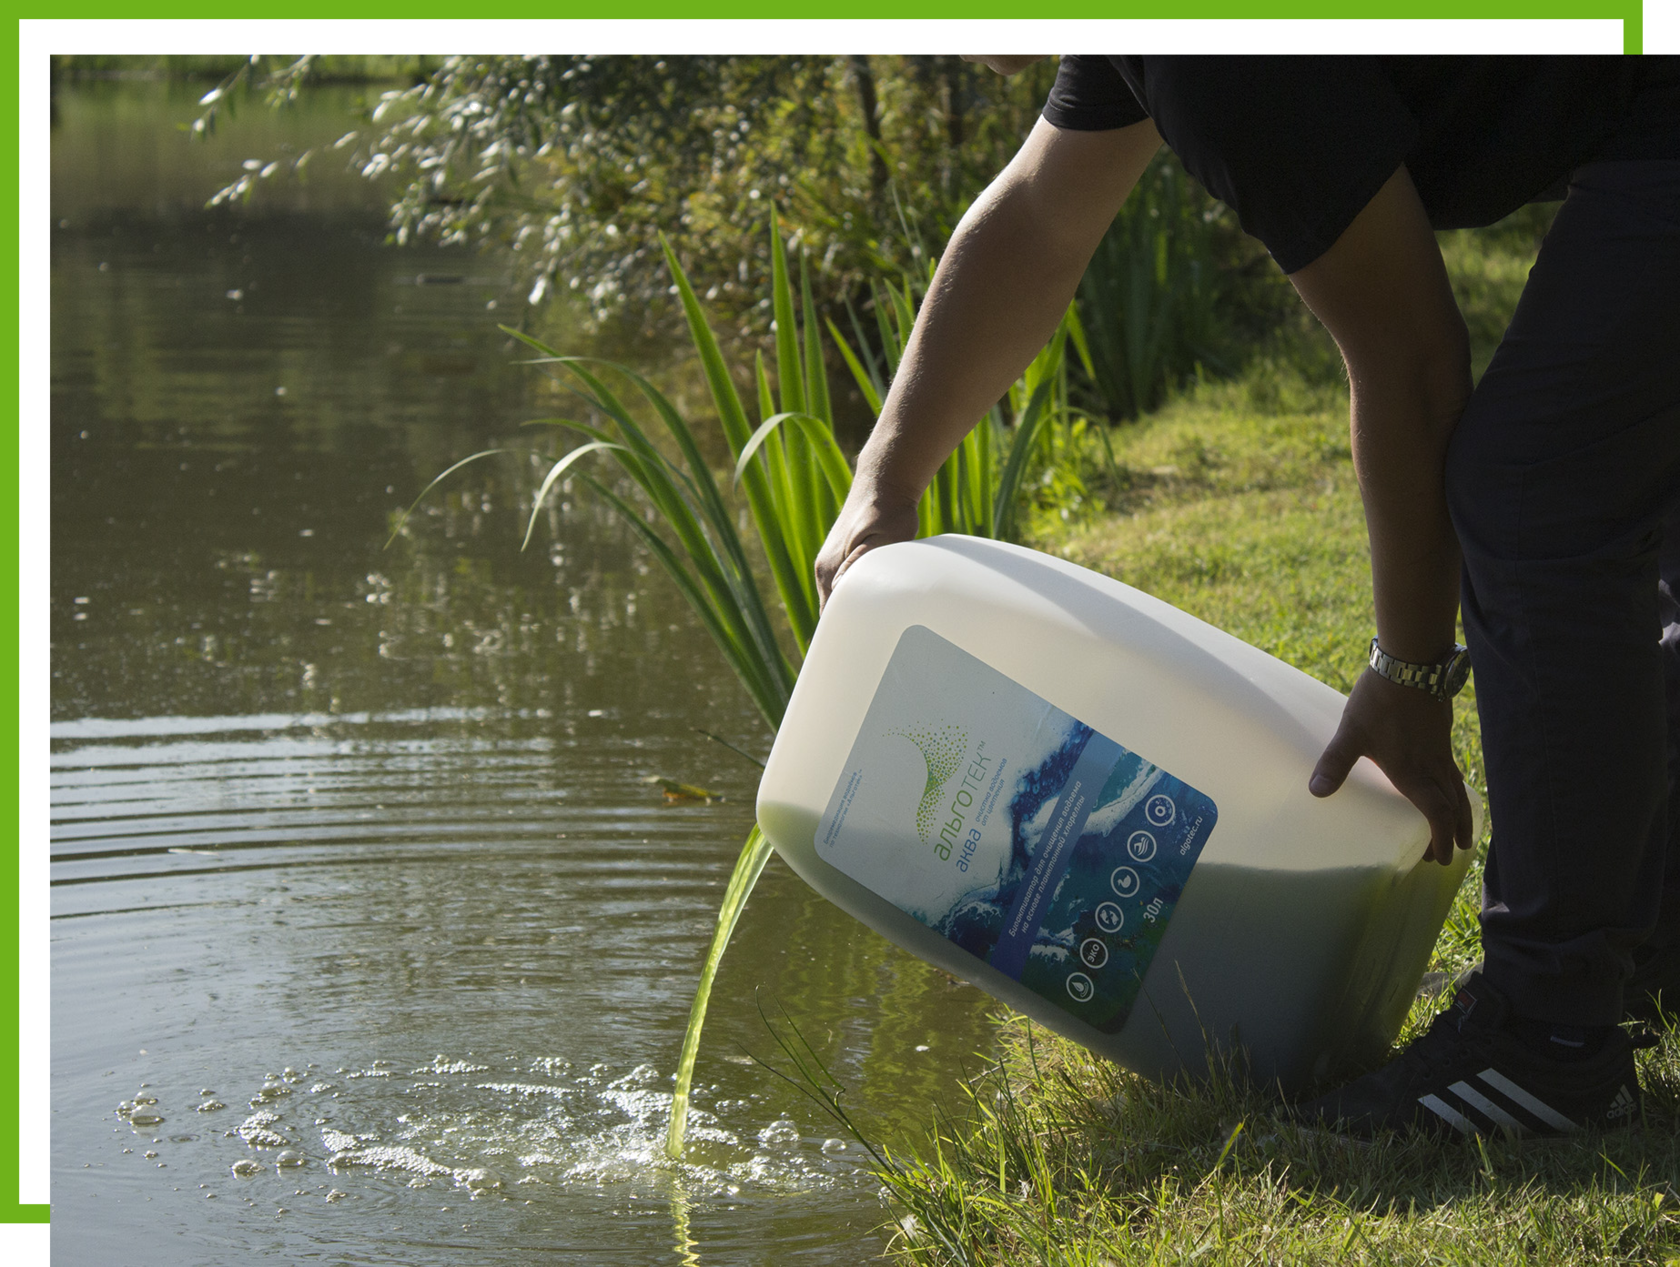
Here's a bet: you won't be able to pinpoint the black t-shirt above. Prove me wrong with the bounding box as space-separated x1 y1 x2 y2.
1043 55 1680 273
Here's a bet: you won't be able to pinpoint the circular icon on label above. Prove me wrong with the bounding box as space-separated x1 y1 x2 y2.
1065 971 1094 1003
1110 866 1141 898
1126 830 1157 863
1080 938 1109 970
1145 794 1176 827
1095 901 1125 933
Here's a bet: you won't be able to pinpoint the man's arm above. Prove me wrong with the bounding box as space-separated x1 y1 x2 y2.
1288 164 1476 865
813 115 1162 603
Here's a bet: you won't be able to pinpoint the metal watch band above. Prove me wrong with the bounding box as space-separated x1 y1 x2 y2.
1367 638 1471 701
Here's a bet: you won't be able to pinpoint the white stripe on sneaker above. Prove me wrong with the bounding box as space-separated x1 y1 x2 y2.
1476 1068 1578 1133
1448 1080 1523 1134
1417 1093 1473 1134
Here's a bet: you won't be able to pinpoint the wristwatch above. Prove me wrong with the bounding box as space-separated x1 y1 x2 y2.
1367 638 1472 701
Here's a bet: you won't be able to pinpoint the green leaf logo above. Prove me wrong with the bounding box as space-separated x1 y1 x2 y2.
887 723 968 841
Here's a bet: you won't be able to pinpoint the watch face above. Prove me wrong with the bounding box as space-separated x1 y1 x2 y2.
1444 649 1473 697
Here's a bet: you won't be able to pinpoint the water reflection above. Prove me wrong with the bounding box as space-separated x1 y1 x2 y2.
51 77 997 1264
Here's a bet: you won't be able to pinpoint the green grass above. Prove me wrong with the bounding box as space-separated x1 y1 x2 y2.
823 361 1680 1266
870 1012 1680 1266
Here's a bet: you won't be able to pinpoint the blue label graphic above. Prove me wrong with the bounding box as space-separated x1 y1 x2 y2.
988 731 1123 979
816 625 1218 1035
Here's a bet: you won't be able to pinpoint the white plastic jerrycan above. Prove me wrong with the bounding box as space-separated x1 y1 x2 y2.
757 536 1479 1092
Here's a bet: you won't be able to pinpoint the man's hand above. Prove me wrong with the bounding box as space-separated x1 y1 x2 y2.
1310 669 1475 865
814 485 919 609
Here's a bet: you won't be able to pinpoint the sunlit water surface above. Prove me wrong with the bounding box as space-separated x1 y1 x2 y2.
50 78 996 1265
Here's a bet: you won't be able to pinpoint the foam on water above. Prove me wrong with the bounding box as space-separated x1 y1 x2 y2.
135 1049 864 1215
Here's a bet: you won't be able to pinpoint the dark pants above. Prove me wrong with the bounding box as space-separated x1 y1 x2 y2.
1445 160 1680 1027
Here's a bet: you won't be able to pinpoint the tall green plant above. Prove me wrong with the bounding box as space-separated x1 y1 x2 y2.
392 210 1071 1160
1077 151 1226 421
827 276 1075 542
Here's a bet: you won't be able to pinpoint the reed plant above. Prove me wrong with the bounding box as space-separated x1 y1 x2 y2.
393 208 1079 1159
1077 151 1228 421
827 272 1082 544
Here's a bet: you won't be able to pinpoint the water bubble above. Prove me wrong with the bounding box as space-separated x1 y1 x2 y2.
131 1111 164 1127
238 1110 288 1148
144 1151 158 1159
325 1189 347 1203
276 1150 306 1168
133 1094 159 1106
418 1056 488 1075
821 1138 848 1154
461 1168 503 1196
606 1064 659 1090
197 1100 226 1113
231 1159 263 1178
757 1119 800 1148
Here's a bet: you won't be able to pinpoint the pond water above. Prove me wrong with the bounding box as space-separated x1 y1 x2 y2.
49 78 997 1265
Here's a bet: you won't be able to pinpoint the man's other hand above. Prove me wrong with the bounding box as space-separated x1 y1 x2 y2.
1309 668 1475 866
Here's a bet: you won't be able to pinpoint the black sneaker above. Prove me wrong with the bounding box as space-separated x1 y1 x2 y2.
1300 974 1642 1139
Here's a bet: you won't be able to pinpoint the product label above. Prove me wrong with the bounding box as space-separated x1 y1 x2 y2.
817 625 1217 1033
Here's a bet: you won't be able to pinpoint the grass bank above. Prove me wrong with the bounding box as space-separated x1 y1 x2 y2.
854 214 1680 1264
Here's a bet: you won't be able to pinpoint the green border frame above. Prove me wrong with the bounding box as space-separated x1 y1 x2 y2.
8 12 38 1232
6 3 1651 47
11 2 1647 1234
